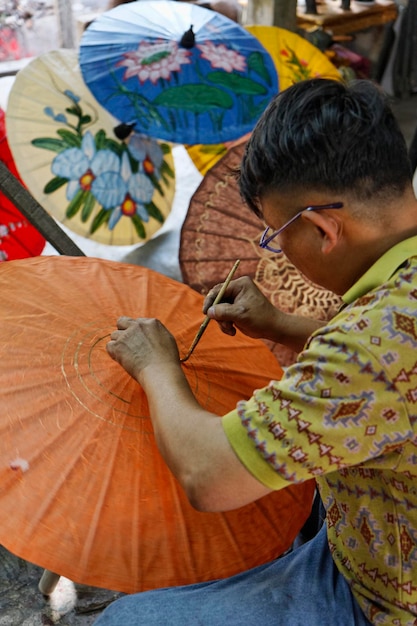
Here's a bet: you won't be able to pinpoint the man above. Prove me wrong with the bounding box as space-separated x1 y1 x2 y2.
95 79 417 625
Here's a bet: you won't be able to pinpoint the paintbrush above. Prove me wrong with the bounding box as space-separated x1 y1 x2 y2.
180 259 240 363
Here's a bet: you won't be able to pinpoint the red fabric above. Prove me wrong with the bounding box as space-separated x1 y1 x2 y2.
0 108 45 260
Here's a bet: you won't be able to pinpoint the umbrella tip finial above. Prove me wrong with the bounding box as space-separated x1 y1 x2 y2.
180 25 195 49
114 122 136 141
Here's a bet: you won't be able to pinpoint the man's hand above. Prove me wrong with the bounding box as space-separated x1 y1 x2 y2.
106 316 180 383
203 276 283 340
203 276 325 353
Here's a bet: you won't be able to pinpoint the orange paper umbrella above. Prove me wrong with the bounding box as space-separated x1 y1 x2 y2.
0 256 314 594
6 49 175 246
179 143 342 366
187 25 341 175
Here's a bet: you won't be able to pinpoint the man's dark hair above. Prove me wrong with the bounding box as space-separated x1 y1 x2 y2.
239 78 412 217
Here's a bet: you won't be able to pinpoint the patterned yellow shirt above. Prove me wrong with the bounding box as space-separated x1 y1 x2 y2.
222 236 417 625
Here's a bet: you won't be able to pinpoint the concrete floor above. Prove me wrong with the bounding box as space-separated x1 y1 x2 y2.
0 545 123 625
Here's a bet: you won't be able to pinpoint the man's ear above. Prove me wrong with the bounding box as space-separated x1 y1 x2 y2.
301 209 342 254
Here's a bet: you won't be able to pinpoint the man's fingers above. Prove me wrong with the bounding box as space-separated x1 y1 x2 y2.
106 339 117 359
207 302 244 321
219 321 236 336
203 289 221 314
116 316 135 329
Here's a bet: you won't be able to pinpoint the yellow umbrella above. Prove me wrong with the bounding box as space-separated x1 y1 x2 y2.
187 25 341 175
247 24 341 90
6 49 175 246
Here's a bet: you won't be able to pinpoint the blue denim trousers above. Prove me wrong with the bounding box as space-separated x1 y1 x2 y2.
93 524 371 626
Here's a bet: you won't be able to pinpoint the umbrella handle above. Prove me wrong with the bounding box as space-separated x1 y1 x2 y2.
0 160 85 257
38 569 61 595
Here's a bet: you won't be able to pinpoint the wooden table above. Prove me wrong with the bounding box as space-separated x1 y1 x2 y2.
297 0 398 35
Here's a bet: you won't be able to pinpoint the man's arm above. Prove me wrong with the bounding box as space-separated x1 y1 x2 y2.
107 317 272 512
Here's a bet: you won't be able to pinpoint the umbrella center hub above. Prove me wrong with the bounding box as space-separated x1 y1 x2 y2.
180 25 195 49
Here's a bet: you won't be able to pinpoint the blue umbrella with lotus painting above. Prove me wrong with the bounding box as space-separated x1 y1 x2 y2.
79 1 279 146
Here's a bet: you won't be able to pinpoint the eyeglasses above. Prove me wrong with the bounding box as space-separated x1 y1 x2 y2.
259 202 344 253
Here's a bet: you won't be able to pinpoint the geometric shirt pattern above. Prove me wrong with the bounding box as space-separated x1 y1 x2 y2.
222 237 417 625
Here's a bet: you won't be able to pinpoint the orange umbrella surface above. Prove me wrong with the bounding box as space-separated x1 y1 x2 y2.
0 256 314 594
180 143 342 366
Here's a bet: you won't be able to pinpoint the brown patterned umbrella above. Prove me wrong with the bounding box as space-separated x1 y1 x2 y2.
179 143 342 366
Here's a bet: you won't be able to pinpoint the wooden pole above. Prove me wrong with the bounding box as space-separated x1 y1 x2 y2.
273 0 297 30
53 0 76 48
